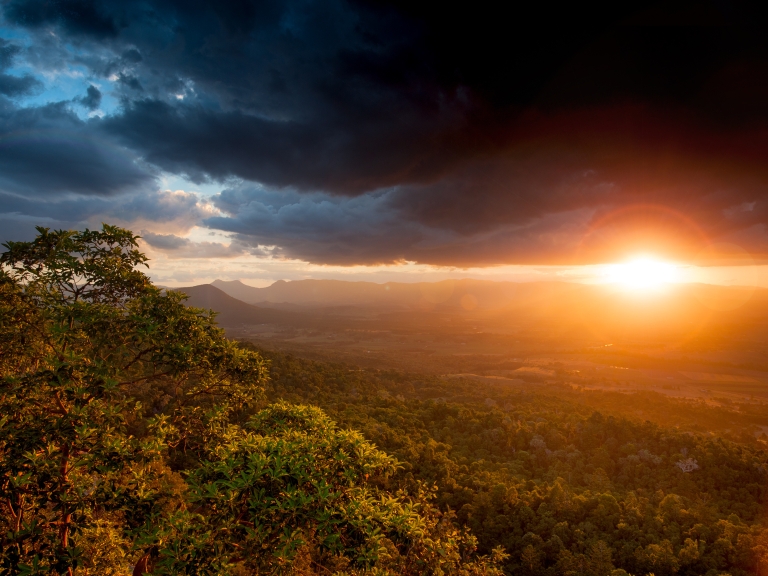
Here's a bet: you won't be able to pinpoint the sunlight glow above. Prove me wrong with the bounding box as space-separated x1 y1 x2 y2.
602 257 681 290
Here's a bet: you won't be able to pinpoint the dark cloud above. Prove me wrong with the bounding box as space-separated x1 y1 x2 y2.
102 95 472 190
201 185 604 267
206 186 425 264
3 0 119 38
2 0 768 264
0 188 207 225
140 231 188 250
121 48 141 63
0 39 19 68
116 73 142 92
0 193 213 254
207 182 768 266
0 101 153 195
0 38 42 97
140 230 245 258
0 72 40 97
75 84 101 110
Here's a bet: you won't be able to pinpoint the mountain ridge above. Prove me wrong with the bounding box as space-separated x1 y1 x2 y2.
210 278 579 310
173 284 300 326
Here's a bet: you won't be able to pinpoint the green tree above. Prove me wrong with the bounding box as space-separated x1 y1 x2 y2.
635 540 680 576
0 226 267 574
153 402 507 574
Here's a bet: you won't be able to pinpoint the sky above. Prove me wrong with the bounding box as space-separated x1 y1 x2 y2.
1 1 768 287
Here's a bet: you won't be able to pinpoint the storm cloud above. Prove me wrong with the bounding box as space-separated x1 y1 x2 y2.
0 38 41 97
0 102 153 196
2 0 768 264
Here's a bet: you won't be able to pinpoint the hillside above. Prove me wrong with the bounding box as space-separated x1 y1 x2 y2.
174 284 300 326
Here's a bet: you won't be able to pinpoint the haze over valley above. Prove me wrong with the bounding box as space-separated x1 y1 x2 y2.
178 279 768 404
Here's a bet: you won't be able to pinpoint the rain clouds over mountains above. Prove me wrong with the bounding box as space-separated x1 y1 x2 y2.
2 1 768 264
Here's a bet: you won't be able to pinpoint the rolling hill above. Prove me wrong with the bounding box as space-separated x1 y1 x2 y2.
173 284 300 327
210 278 572 310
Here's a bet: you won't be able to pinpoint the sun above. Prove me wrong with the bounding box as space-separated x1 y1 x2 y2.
602 257 680 290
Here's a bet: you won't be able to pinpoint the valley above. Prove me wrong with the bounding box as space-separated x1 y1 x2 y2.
176 279 768 406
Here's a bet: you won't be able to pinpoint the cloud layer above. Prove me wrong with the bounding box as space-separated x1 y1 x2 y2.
1 1 768 265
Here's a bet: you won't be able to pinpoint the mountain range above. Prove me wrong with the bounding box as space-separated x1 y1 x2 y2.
173 279 768 344
209 278 577 310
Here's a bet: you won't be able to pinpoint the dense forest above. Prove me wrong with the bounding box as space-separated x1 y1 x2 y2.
257 351 768 576
1 225 767 575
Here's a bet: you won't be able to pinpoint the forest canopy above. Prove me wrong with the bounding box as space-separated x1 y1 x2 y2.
0 225 503 575
258 352 768 576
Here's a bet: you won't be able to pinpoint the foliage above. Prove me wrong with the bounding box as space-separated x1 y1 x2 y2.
257 349 768 576
153 403 505 575
0 225 502 576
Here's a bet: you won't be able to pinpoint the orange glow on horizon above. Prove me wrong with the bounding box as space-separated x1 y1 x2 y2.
600 256 681 290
